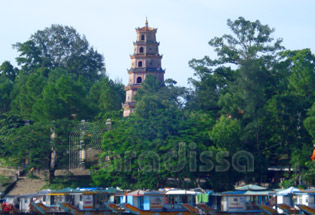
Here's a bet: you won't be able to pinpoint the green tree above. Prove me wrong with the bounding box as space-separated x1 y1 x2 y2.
210 115 241 149
0 76 13 113
88 77 125 118
0 113 78 182
0 61 18 114
14 24 105 82
0 61 18 82
92 75 190 189
304 102 315 148
188 17 285 184
11 68 47 118
0 24 127 186
286 49 315 103
0 119 51 169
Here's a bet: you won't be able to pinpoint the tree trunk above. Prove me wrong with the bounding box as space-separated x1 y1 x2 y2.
48 149 57 183
49 168 55 183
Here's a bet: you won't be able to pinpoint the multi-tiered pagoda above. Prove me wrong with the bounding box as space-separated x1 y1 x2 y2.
122 19 165 117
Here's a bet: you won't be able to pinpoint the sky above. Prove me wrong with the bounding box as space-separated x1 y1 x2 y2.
1 0 315 87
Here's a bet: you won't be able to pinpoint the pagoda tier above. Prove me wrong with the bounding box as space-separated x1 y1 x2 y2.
122 19 165 117
130 54 162 58
128 68 165 73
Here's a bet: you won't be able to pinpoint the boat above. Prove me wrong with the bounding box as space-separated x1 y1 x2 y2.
276 203 299 214
119 189 200 215
30 202 68 215
29 187 122 215
296 204 315 215
258 205 278 215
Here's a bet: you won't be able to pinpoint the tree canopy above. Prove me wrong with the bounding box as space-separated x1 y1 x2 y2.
1 18 315 190
14 24 105 82
0 25 124 182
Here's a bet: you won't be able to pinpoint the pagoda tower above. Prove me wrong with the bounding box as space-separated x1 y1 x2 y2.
122 19 165 117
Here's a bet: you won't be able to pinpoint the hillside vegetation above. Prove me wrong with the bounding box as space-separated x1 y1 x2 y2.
1 18 315 191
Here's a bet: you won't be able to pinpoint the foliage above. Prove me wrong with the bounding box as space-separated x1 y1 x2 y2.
0 61 18 82
13 25 105 82
88 77 125 116
304 102 315 144
1 18 315 190
0 24 124 184
0 76 13 114
187 17 313 187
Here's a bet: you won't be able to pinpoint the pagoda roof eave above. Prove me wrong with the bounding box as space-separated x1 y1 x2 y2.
130 54 162 59
136 27 157 32
133 41 160 45
128 68 165 74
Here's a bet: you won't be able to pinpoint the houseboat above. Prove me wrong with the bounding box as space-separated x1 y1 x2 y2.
118 189 199 215
23 187 120 215
210 184 275 214
275 186 301 214
295 189 315 214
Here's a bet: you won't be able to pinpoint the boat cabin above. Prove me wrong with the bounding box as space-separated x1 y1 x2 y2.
17 193 44 212
164 189 202 209
219 190 273 213
275 186 301 213
126 190 165 211
295 189 315 208
47 187 119 210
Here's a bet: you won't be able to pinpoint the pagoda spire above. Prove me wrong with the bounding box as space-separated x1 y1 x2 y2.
145 17 148 28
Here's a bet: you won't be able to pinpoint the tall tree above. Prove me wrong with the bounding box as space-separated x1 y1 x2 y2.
188 17 286 184
190 17 283 149
88 77 125 118
14 24 105 82
92 75 189 189
11 68 47 118
0 61 18 82
286 49 315 103
0 61 17 114
0 76 13 114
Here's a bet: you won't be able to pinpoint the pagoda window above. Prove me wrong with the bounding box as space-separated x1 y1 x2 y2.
138 61 143 67
140 47 144 53
136 77 142 84
141 35 145 40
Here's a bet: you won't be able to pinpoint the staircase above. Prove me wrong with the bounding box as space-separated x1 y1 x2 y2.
7 176 46 195
5 168 90 196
